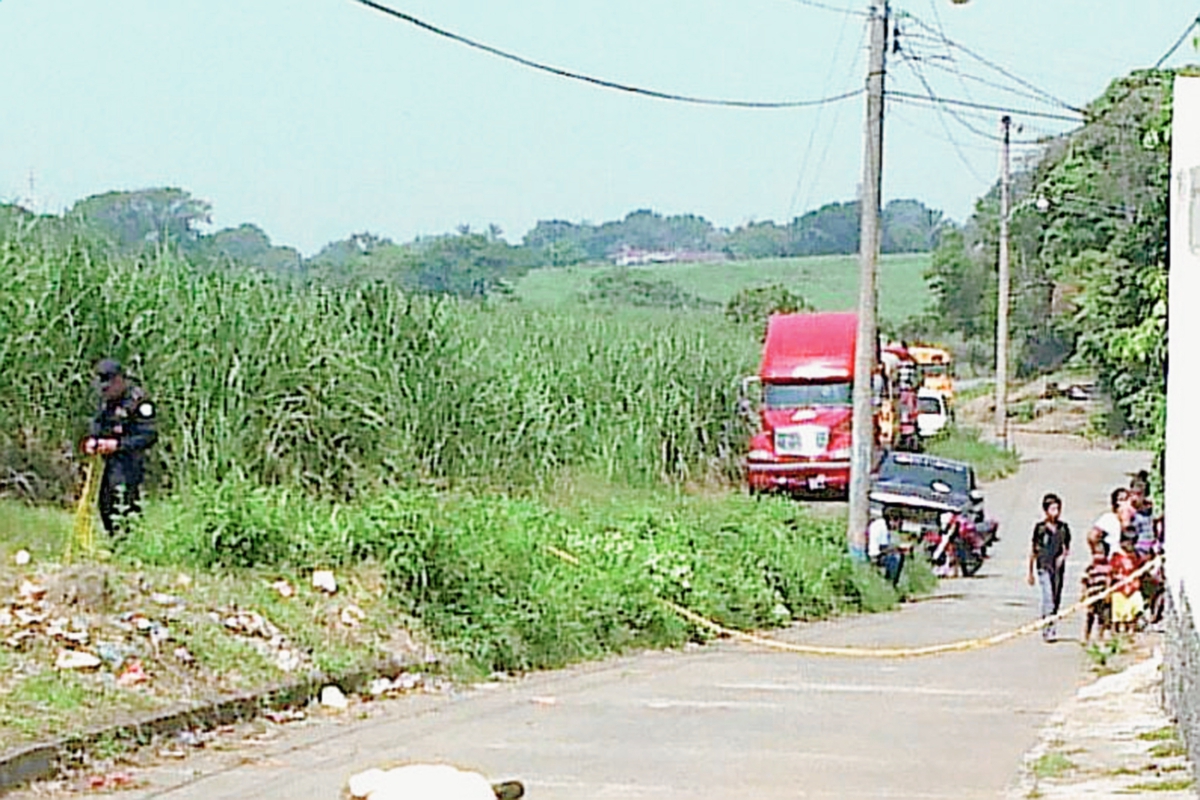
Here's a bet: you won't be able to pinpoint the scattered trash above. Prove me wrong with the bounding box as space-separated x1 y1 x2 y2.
85 771 134 791
531 696 557 706
174 573 193 589
56 650 102 670
312 570 338 594
150 592 184 607
96 642 128 669
13 549 31 566
320 685 349 711
367 677 394 696
175 729 205 748
0 607 12 627
18 580 47 602
264 708 306 725
340 604 365 627
117 658 149 686
271 579 295 598
173 645 196 664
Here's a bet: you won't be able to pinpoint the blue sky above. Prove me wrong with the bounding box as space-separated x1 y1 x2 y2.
0 0 1194 254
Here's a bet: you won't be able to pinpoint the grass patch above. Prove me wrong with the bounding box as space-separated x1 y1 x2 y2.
925 425 1020 482
1138 726 1180 742
515 253 932 324
0 670 153 742
1123 778 1195 792
1148 741 1188 759
1031 752 1076 780
0 499 73 564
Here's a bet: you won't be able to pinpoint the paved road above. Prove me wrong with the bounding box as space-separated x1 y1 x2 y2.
122 434 1145 800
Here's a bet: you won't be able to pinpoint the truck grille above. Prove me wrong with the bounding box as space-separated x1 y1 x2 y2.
774 425 830 457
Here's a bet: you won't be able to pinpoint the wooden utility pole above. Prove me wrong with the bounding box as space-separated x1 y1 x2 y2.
994 114 1012 448
847 0 888 557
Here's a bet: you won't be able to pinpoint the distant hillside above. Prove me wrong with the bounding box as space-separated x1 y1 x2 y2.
516 253 933 324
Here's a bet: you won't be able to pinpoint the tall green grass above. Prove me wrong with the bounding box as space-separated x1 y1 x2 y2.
0 224 758 500
123 480 903 674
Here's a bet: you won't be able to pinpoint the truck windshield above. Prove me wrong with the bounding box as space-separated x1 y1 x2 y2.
764 382 852 409
918 396 943 414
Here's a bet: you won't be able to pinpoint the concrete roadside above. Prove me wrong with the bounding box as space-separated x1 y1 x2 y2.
1009 644 1198 799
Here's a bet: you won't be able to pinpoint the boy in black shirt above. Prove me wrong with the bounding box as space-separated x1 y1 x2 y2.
1027 493 1071 642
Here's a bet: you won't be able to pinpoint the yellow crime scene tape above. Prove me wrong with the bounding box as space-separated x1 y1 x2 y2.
544 543 1163 659
66 453 104 564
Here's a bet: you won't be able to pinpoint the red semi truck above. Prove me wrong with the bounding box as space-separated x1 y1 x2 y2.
742 312 863 496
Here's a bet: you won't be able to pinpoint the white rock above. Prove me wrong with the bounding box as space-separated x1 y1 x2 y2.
13 549 31 566
320 685 349 710
312 570 337 594
346 764 495 800
271 579 295 598
55 650 101 670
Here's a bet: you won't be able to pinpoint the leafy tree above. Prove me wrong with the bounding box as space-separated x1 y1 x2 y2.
583 269 716 309
70 188 211 251
724 284 814 335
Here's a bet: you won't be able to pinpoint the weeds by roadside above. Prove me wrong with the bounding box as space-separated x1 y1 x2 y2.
925 426 1020 482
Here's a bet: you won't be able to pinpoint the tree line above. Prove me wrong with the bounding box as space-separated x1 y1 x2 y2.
2 191 945 300
916 67 1176 473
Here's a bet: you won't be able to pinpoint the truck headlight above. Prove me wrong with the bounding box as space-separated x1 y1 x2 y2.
829 447 851 459
747 449 774 462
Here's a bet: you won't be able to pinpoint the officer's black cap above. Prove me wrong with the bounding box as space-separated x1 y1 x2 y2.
95 359 123 381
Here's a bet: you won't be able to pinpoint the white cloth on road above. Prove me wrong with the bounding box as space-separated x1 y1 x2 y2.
347 764 495 800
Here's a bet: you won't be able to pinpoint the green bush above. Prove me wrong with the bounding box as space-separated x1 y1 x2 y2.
123 484 912 674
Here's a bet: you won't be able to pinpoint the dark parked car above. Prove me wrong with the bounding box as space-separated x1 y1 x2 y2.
869 451 992 544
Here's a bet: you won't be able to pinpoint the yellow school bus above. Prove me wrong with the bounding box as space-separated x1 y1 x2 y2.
908 345 954 404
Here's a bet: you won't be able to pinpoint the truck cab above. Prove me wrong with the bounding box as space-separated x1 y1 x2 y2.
742 312 860 496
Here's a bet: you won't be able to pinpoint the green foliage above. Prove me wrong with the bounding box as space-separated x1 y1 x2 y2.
724 284 814 329
123 482 912 674
70 188 212 252
926 67 1171 477
584 268 718 310
0 228 757 501
924 426 1019 482
1031 752 1076 780
524 201 942 263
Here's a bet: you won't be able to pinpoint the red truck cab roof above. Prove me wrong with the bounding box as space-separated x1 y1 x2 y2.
759 312 857 382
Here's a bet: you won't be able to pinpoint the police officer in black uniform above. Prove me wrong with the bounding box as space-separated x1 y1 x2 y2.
83 359 157 537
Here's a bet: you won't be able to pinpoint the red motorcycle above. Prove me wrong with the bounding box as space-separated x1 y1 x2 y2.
923 512 996 577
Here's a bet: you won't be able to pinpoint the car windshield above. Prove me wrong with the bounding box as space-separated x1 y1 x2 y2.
878 456 970 495
764 381 852 409
922 364 949 377
918 396 942 414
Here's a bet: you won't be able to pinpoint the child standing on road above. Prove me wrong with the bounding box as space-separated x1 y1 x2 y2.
1109 533 1145 634
1081 540 1112 643
1028 493 1072 643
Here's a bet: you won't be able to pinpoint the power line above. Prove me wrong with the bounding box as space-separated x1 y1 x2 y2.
1154 13 1200 68
898 11 1084 114
884 90 1083 122
786 0 868 17
351 0 865 109
903 49 1065 108
787 14 868 218
898 55 991 184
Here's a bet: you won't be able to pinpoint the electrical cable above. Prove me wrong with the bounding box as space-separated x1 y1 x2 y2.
898 11 1084 114
897 55 991 184
351 0 866 109
1154 13 1200 68
787 15 868 219
884 90 1083 122
786 0 868 17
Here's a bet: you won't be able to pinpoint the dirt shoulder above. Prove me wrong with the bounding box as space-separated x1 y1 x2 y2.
1009 641 1197 798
